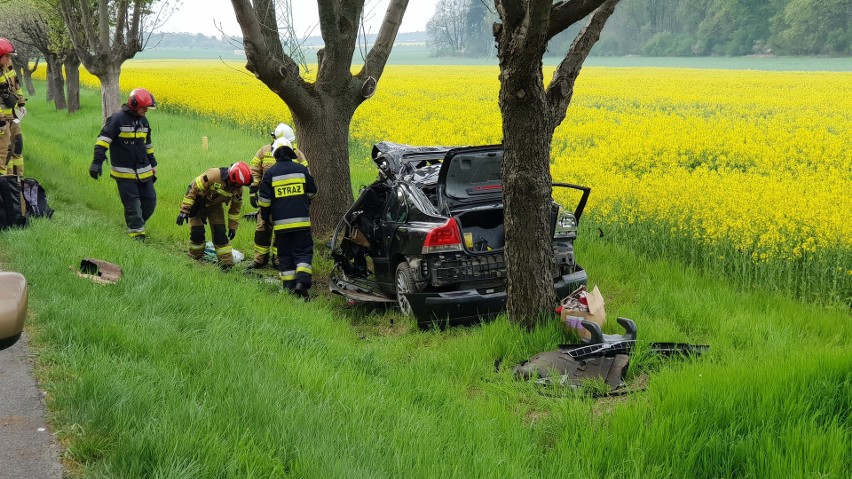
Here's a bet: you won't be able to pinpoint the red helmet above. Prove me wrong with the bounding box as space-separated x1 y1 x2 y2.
0 38 16 56
127 88 156 111
228 162 252 186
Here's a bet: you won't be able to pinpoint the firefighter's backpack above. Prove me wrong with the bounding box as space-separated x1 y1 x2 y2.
0 175 27 229
21 177 53 218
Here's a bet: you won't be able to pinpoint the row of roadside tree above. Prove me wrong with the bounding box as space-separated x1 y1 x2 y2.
428 0 852 57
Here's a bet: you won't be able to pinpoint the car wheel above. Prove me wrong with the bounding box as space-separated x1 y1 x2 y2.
395 262 416 317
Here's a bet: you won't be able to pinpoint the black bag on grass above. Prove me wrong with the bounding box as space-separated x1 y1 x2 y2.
21 177 54 218
0 175 27 229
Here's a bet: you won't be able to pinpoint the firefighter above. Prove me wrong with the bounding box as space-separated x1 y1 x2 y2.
0 38 26 176
247 122 309 269
176 162 252 270
89 88 158 240
257 138 317 298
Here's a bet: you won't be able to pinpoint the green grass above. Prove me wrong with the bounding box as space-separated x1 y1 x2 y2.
5 82 851 478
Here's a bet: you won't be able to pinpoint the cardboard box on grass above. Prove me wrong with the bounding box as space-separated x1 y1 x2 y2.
561 285 606 340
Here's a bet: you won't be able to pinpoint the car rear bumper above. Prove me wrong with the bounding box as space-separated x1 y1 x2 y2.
405 267 587 328
554 268 589 299
404 289 507 328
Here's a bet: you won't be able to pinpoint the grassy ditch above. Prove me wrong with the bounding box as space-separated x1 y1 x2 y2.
4 83 850 478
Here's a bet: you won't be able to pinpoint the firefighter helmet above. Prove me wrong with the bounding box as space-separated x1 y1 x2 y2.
228 161 252 186
271 137 297 160
0 38 16 56
272 123 296 143
127 88 156 111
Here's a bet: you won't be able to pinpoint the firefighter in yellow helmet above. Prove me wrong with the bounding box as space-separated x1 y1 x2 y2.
0 38 26 176
246 122 309 270
177 162 252 270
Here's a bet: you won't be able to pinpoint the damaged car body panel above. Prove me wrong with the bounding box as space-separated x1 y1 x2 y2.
330 143 590 327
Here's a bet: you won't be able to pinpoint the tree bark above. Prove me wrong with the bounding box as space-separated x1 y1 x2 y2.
64 55 82 113
97 65 123 122
45 54 67 110
293 104 357 237
498 47 558 329
45 61 54 102
14 59 36 96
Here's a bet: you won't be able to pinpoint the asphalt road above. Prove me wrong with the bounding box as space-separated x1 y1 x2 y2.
0 333 63 479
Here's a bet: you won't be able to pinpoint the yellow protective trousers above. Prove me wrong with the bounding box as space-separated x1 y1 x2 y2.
5 121 22 176
188 204 234 267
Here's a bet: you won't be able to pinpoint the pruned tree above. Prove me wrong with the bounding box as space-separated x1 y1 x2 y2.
56 0 176 121
230 0 410 236
494 0 620 327
18 11 67 109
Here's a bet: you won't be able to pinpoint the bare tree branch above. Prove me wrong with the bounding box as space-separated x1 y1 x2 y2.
359 0 408 84
547 0 607 42
114 0 128 50
316 0 361 87
230 0 313 113
546 0 618 121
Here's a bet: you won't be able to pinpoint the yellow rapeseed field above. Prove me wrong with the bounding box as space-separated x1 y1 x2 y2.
47 60 851 285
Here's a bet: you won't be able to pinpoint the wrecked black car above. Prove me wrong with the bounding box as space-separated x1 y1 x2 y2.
330 142 590 327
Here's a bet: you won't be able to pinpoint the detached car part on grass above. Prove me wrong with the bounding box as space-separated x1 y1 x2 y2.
329 142 591 328
0 272 27 351
514 319 709 394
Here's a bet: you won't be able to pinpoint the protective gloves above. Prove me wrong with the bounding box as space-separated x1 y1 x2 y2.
249 194 258 209
227 229 236 240
89 163 102 180
176 212 189 226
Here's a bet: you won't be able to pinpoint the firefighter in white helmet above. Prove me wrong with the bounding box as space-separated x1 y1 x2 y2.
257 138 317 298
246 123 308 269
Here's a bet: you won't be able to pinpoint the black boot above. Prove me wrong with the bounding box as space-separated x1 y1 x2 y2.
244 261 266 271
293 282 310 301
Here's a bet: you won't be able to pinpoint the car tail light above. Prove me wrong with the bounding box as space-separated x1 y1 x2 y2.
422 217 463 254
554 205 578 239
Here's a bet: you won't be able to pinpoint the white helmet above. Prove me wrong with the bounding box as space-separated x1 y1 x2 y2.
271 137 297 160
272 123 296 143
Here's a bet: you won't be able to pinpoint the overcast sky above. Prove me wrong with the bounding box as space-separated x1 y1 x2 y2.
161 1 439 37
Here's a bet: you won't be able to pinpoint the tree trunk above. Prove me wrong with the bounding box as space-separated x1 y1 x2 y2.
500 90 558 327
64 56 82 113
497 23 558 327
14 62 36 96
46 56 67 110
45 58 55 102
293 104 357 239
98 65 123 123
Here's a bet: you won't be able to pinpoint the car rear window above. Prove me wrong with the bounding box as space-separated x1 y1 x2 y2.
444 151 502 200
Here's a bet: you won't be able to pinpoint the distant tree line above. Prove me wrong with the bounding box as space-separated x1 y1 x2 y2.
427 0 852 57
148 32 238 50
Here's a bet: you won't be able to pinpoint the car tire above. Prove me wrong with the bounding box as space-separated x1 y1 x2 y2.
394 262 417 317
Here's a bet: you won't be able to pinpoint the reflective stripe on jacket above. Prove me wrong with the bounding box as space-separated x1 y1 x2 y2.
0 67 24 120
250 144 276 187
258 158 317 232
180 167 244 230
93 105 156 182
